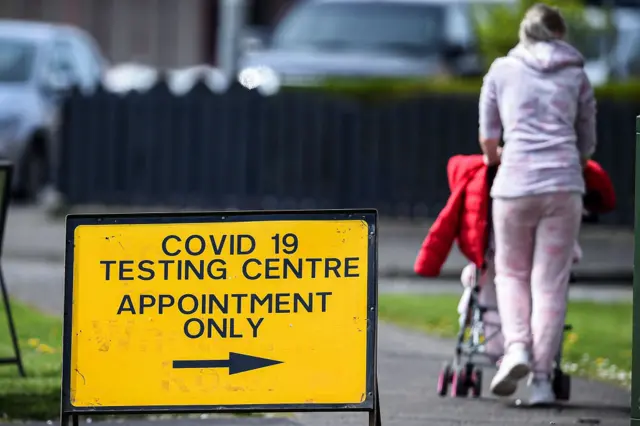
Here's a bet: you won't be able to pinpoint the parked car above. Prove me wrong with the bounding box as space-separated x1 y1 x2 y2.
238 0 516 84
0 19 107 200
597 8 640 82
561 6 640 86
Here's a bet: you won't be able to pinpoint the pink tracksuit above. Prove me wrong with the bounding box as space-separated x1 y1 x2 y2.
459 237 582 368
478 38 596 377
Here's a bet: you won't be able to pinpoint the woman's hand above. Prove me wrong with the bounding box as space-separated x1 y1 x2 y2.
580 157 589 169
480 137 501 165
483 154 501 166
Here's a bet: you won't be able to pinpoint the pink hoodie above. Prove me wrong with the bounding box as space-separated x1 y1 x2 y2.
479 40 597 199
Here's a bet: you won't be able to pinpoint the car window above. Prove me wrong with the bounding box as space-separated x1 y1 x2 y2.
68 33 104 87
0 37 37 83
609 9 640 78
613 28 640 77
272 1 446 55
47 34 104 89
446 4 473 46
48 39 80 86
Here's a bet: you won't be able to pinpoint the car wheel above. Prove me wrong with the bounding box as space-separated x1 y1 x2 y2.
18 145 48 202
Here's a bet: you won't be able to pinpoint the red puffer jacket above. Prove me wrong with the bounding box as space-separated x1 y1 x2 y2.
414 155 616 277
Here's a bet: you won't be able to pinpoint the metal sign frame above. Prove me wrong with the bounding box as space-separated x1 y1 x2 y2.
0 161 25 377
61 208 381 426
632 117 640 426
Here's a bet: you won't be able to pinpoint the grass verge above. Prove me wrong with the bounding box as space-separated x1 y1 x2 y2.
1 295 630 419
0 300 62 421
0 302 272 422
379 294 632 388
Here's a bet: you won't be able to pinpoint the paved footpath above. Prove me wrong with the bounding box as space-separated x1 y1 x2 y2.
2 206 632 425
3 258 632 426
19 321 634 425
17 323 633 426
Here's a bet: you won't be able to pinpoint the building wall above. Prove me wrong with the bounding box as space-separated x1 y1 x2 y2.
0 0 302 68
0 0 211 68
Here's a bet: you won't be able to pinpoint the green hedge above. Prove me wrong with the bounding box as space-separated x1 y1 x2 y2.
283 77 640 101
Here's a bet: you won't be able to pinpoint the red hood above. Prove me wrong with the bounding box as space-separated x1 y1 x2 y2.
447 155 486 191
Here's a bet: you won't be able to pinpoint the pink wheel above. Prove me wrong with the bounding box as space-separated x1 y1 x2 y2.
437 364 452 397
470 368 483 398
450 368 468 398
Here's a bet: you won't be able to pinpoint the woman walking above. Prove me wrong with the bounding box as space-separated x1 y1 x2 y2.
478 3 597 405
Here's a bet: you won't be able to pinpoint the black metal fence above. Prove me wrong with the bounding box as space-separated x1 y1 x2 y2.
57 81 637 226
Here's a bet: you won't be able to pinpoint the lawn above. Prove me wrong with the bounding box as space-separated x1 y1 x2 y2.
0 294 632 420
0 302 271 422
0 300 62 420
378 294 632 387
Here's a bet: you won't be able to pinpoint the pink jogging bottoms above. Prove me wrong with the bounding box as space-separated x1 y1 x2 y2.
492 192 582 377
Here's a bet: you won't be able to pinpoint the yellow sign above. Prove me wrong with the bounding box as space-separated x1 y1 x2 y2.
62 210 377 412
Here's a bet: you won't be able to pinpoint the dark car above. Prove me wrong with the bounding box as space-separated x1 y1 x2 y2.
238 0 514 84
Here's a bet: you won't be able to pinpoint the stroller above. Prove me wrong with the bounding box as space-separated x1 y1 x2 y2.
435 166 572 400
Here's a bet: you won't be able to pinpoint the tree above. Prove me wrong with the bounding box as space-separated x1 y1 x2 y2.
473 0 615 70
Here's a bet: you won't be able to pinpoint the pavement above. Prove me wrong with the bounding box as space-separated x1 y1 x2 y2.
10 320 633 426
0 206 633 425
4 255 633 426
2 206 635 282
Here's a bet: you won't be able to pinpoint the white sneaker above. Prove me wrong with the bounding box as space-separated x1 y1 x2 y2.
490 344 531 396
528 376 555 406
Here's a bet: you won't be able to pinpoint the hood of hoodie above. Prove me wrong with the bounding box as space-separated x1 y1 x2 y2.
508 40 585 73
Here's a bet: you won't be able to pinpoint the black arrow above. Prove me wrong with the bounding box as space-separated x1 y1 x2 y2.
172 352 283 375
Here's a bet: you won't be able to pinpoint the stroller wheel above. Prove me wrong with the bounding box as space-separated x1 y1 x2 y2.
553 369 571 401
450 367 468 398
470 367 483 398
437 363 452 397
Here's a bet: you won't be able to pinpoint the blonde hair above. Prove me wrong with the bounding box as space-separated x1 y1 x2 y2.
519 3 567 44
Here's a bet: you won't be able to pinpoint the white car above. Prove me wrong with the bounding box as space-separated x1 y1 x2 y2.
0 19 107 200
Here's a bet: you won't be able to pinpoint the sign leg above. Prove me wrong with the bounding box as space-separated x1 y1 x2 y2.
0 267 25 377
375 386 382 426
369 375 382 426
632 116 640 425
72 414 79 426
